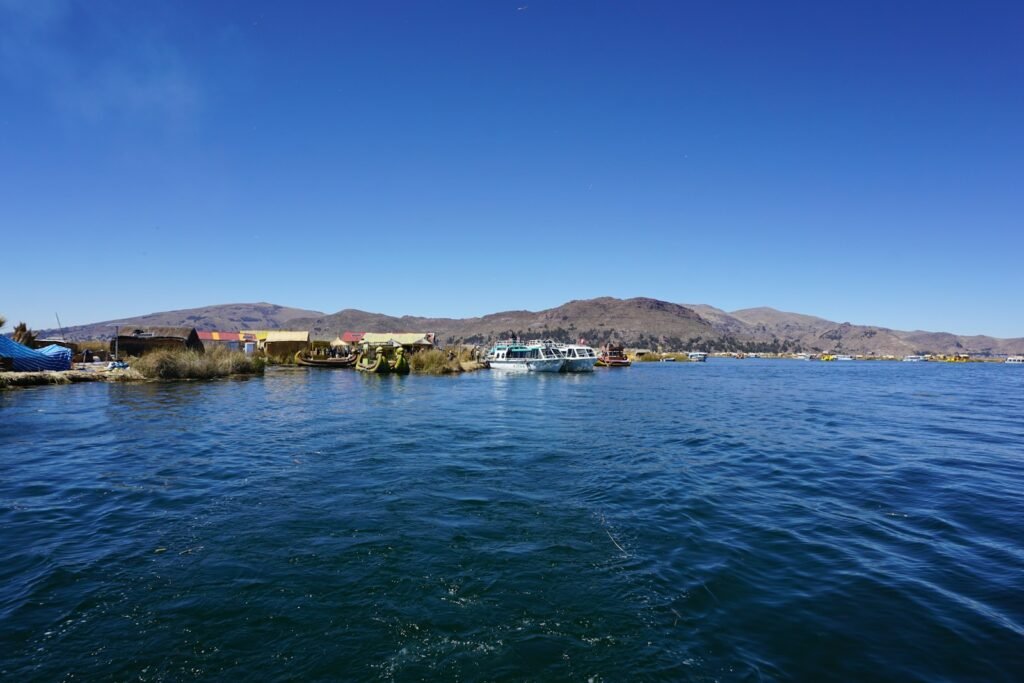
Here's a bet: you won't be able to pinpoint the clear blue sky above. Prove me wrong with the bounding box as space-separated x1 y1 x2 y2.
2 1 1022 336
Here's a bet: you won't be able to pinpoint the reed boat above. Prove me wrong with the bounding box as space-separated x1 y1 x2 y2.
295 351 357 368
389 348 411 375
356 350 390 373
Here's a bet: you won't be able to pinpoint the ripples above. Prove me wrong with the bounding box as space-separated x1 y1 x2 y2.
2 363 1023 680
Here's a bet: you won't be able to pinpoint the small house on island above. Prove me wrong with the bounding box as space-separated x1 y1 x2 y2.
360 332 436 353
113 327 204 357
197 331 257 352
334 331 365 348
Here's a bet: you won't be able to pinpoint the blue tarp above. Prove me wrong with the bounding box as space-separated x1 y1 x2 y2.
0 336 72 372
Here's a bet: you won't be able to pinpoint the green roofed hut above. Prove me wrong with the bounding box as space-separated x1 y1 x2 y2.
113 327 204 357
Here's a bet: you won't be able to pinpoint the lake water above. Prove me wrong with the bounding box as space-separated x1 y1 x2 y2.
2 361 1022 681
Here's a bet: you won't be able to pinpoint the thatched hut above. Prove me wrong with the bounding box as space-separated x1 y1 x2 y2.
361 332 436 353
262 330 309 358
113 327 204 357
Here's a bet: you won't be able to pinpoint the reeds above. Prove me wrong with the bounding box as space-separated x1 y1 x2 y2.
129 346 265 380
409 348 463 374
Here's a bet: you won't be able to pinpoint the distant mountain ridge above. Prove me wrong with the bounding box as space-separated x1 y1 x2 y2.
36 298 1024 356
38 303 324 341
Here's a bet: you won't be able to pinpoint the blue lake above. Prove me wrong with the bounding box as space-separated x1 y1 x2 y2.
1 360 1022 681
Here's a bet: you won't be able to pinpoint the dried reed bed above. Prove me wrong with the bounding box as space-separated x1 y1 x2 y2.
129 346 265 380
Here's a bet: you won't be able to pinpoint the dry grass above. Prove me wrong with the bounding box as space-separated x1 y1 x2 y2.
636 352 691 362
409 348 463 375
129 346 265 380
0 369 144 388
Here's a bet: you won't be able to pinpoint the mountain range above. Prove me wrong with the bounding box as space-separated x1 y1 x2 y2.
33 298 1024 356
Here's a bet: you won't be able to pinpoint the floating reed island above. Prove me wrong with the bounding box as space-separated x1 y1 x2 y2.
0 322 489 390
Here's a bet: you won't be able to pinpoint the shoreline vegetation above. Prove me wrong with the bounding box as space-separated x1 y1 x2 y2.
0 345 1011 392
0 345 491 390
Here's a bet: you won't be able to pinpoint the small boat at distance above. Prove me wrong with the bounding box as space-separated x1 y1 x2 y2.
596 343 631 367
687 352 708 362
902 355 926 362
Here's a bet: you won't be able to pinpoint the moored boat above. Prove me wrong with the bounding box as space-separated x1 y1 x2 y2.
595 343 631 367
1007 356 1024 364
902 355 925 362
687 351 707 362
484 341 564 372
555 343 598 372
295 350 357 368
356 349 391 373
389 347 410 374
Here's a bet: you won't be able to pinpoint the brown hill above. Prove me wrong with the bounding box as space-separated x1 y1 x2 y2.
726 307 1024 356
288 297 715 348
38 303 324 341
35 298 1024 356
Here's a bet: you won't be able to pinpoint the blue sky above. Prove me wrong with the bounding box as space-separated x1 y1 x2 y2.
2 1 1022 336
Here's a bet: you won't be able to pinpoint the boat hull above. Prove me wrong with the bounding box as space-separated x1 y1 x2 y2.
595 357 631 367
356 352 390 373
295 351 357 368
563 357 597 373
487 358 564 372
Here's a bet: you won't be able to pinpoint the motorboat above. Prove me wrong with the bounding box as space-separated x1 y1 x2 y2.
484 341 564 372
687 352 708 362
902 355 926 362
555 343 598 372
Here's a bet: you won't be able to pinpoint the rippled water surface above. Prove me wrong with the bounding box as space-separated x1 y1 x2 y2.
2 361 1022 681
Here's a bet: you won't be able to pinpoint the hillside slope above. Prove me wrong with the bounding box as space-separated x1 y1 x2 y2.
38 303 325 341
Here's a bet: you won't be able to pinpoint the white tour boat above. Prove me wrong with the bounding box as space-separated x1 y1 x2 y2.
484 341 564 372
556 344 599 372
687 352 708 362
902 355 926 362
1006 356 1024 364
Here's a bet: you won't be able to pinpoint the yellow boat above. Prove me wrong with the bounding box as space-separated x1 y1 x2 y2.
356 349 390 373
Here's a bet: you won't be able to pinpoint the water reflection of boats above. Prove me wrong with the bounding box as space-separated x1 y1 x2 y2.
295 350 357 368
596 343 631 367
